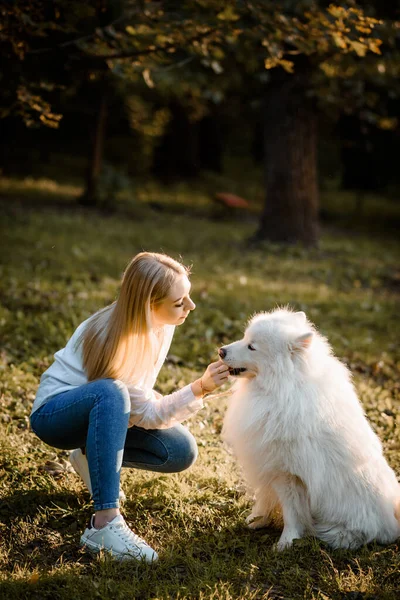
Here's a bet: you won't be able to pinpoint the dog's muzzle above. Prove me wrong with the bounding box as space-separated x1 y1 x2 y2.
219 347 247 376
228 367 247 376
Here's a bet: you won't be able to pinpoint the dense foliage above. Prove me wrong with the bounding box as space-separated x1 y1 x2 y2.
1 1 399 241
1 1 397 127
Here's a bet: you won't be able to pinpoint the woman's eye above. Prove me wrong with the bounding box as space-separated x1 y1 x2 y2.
175 303 184 307
248 344 256 351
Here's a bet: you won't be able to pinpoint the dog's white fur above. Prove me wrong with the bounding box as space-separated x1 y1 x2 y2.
221 308 400 550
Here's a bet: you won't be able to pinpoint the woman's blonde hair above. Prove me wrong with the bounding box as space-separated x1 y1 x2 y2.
81 252 189 384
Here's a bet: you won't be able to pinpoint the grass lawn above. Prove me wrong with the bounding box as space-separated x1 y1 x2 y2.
0 176 399 599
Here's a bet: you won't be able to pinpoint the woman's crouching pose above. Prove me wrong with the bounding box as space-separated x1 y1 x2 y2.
30 252 229 562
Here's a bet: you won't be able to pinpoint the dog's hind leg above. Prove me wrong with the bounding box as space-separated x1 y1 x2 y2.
271 474 310 551
246 485 279 530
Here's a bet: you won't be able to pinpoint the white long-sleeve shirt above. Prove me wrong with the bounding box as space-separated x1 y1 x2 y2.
31 315 204 429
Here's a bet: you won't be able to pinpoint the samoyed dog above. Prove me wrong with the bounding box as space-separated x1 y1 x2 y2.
220 308 400 551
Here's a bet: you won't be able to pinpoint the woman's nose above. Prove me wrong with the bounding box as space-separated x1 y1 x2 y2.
188 298 196 310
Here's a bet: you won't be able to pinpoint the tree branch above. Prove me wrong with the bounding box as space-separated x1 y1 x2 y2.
82 28 215 62
28 15 129 55
27 17 215 65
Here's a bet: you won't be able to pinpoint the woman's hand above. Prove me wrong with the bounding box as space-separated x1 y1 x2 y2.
199 360 230 394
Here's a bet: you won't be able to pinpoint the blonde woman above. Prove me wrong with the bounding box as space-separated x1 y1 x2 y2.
30 252 229 562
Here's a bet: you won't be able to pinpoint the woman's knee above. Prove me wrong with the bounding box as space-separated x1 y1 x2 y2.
92 378 130 414
171 427 198 472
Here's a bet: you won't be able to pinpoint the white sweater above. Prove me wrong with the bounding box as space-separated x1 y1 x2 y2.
31 315 204 429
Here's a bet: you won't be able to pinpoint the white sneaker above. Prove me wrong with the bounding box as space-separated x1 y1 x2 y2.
69 448 126 502
80 514 158 562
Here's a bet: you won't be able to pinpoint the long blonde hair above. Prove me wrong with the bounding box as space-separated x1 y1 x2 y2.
81 252 189 384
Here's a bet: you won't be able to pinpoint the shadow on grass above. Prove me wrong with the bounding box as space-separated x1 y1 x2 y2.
0 487 280 599
0 191 258 229
0 489 84 523
1 487 400 599
320 208 400 239
0 489 90 569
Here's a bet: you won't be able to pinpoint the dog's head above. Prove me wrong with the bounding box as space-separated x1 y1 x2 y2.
219 308 315 380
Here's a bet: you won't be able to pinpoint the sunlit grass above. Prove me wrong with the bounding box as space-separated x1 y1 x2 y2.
0 175 399 599
0 176 82 202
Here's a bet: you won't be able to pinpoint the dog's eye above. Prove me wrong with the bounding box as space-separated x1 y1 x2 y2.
248 344 256 351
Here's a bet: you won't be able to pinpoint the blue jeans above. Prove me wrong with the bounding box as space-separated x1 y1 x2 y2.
30 378 198 510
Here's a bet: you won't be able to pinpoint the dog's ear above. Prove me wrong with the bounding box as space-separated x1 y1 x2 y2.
291 332 313 352
294 311 307 323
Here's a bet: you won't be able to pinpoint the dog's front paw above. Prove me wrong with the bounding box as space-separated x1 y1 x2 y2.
273 529 302 551
273 538 293 552
246 513 271 530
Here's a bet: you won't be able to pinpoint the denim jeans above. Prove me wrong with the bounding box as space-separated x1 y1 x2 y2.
30 378 198 510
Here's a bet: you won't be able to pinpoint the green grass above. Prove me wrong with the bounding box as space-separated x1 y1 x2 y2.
0 177 399 599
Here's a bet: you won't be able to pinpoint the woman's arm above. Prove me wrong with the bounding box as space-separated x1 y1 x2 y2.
127 360 229 430
128 384 202 429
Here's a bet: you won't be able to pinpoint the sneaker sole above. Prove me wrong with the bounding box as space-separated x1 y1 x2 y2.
80 537 157 562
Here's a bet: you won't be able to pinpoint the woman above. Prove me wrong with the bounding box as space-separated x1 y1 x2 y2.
30 252 229 562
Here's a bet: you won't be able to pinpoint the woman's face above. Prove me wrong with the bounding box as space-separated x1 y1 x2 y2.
151 275 196 327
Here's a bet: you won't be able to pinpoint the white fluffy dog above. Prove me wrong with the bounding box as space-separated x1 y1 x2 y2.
220 308 400 551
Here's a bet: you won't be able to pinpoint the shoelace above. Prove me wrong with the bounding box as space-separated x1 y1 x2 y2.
111 521 150 556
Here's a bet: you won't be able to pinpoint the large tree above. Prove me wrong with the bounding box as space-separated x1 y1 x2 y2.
1 1 397 243
199 1 388 245
118 1 391 245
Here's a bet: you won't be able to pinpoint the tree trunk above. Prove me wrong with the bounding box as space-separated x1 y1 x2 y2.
198 113 223 173
253 69 319 246
152 103 200 182
80 84 108 207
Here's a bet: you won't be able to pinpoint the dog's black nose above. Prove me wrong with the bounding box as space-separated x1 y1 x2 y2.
219 347 227 359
